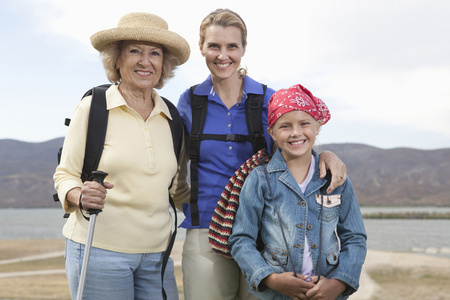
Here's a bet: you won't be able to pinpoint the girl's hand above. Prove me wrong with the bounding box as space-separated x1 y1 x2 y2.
318 151 346 193
262 272 315 299
306 276 347 300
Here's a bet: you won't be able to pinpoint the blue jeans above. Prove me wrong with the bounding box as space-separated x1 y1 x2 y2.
65 239 178 300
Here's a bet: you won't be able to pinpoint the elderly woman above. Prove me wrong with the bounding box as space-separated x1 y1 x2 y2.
53 12 190 300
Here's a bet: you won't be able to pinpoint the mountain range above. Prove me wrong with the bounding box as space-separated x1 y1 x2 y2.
0 138 449 208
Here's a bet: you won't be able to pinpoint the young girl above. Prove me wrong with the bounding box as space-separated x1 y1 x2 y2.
229 84 367 300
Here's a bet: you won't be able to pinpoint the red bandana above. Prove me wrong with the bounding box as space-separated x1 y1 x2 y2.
268 84 331 128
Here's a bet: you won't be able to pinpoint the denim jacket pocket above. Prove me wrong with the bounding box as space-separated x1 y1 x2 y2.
316 194 340 222
316 195 341 208
326 246 340 266
262 246 288 270
322 245 340 277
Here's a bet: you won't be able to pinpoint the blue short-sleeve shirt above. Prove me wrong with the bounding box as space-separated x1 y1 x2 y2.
177 75 276 228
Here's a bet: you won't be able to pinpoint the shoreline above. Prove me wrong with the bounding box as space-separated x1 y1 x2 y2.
1 239 450 300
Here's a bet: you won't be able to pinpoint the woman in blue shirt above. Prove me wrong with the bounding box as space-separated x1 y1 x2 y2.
177 9 347 300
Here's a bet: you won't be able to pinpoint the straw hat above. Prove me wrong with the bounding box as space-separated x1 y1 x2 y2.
90 12 190 65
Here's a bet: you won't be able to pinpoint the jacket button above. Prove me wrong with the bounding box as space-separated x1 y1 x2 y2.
296 224 304 228
298 201 306 206
311 244 317 249
307 225 313 230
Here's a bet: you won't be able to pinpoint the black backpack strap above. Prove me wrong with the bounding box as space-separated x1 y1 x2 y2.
161 97 183 160
317 171 333 281
161 193 177 300
245 84 267 153
188 84 205 226
188 84 268 226
53 84 110 212
81 84 110 182
160 96 184 300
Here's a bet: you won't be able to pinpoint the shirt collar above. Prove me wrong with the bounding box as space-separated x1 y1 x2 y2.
105 84 172 120
193 75 265 97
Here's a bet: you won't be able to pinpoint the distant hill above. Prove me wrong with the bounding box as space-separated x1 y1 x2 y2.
0 139 449 208
0 138 63 208
317 143 450 207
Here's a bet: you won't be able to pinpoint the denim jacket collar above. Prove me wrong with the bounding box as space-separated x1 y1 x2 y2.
266 148 330 197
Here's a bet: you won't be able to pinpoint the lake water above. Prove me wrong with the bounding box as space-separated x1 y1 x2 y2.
1 208 450 258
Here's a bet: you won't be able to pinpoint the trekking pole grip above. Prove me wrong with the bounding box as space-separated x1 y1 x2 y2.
88 170 108 216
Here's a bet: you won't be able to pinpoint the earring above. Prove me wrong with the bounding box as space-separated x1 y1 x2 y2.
237 66 247 79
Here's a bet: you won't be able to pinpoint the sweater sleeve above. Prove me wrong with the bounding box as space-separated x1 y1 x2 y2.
53 97 92 213
169 133 190 211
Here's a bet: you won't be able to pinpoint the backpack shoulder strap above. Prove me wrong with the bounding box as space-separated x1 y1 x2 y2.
159 96 185 300
187 83 268 226
161 96 183 161
188 84 207 226
53 84 110 214
245 84 267 153
81 84 110 182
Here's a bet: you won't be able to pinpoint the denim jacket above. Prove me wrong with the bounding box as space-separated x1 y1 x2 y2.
229 149 367 300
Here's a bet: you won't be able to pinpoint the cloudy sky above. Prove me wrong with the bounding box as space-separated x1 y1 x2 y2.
1 0 449 150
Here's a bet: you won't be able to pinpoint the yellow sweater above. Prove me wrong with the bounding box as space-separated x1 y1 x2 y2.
54 85 190 253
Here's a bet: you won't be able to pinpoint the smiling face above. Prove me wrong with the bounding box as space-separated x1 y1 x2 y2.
268 110 321 163
200 25 246 82
116 41 164 91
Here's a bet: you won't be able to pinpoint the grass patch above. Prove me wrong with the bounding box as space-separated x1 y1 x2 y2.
369 267 450 300
0 274 70 300
0 239 65 260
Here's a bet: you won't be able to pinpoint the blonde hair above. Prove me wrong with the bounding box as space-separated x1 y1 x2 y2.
100 41 180 89
199 9 247 48
200 9 248 78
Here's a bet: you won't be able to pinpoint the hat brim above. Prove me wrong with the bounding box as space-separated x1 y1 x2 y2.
90 27 190 65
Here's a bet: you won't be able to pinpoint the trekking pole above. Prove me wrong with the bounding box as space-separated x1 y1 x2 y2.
76 170 108 300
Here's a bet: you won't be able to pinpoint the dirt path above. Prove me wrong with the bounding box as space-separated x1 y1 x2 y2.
0 251 64 265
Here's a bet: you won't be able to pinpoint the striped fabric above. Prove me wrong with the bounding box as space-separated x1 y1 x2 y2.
209 149 271 259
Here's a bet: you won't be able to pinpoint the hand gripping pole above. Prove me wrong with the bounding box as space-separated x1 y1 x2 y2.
76 171 108 300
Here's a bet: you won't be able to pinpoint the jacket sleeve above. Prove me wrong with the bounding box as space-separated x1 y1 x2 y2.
229 168 276 293
330 177 367 295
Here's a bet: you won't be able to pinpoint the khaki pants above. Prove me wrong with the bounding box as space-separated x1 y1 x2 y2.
182 229 259 300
